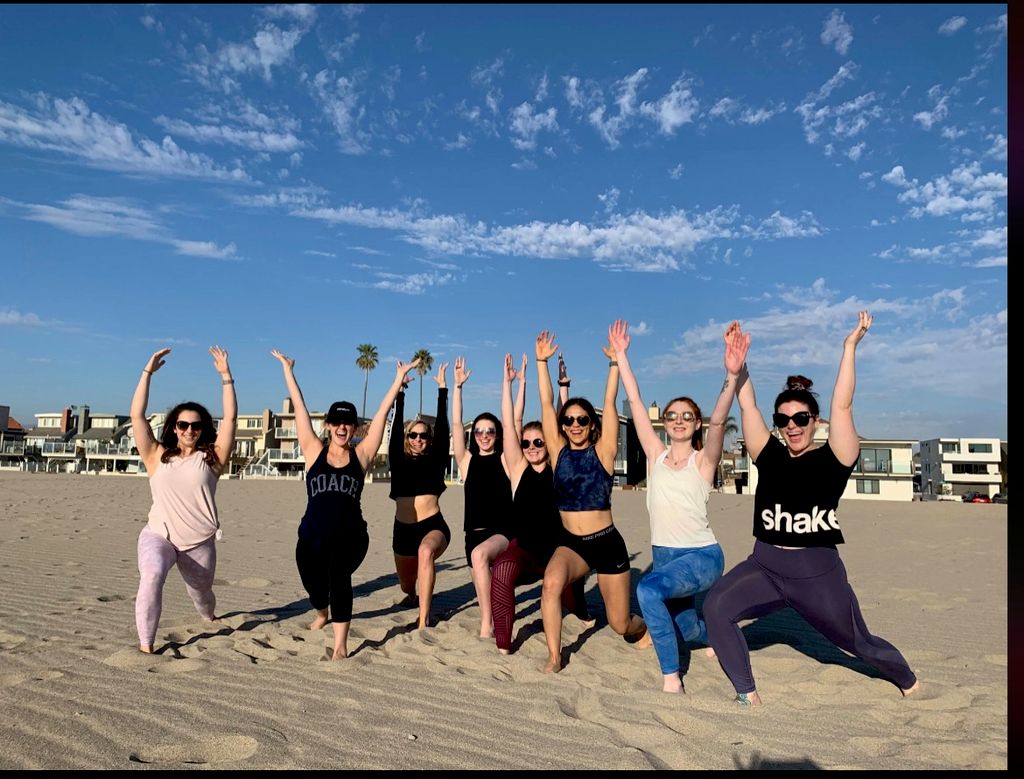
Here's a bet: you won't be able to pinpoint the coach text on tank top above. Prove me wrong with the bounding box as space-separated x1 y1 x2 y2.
147 451 220 551
647 450 717 549
299 446 367 543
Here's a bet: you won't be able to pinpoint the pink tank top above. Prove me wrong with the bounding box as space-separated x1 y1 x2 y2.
147 452 220 550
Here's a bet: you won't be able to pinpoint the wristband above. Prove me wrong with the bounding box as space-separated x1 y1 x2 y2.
222 379 234 385
143 369 153 375
608 360 618 367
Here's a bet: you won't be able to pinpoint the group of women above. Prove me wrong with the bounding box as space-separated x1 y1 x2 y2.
130 312 919 703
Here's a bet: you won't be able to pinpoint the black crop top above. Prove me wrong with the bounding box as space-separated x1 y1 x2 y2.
388 388 449 500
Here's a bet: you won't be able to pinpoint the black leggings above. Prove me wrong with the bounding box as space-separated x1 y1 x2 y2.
704 540 917 694
295 528 369 623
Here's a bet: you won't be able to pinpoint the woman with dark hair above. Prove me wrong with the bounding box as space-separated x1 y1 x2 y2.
272 349 418 660
452 355 513 638
703 312 919 704
489 353 593 654
389 361 452 629
130 346 236 654
535 326 646 673
610 319 737 693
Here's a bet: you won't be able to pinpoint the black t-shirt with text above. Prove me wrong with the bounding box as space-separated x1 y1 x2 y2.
752 435 855 547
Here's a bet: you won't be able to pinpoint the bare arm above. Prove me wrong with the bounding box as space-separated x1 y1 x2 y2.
502 353 527 481
729 325 771 462
131 348 170 471
609 320 665 461
357 358 420 470
828 311 872 466
513 352 527 440
452 356 471 477
535 331 564 465
209 346 237 475
595 337 620 472
271 350 322 463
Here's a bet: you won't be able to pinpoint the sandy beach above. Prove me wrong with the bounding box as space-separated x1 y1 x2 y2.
0 471 1007 769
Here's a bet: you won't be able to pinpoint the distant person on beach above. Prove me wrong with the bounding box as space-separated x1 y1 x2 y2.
451 356 513 639
489 352 593 655
703 313 920 704
609 319 737 693
272 349 418 660
535 326 647 673
388 361 452 629
130 346 236 654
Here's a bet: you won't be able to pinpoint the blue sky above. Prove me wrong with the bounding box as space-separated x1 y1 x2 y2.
0 5 1007 440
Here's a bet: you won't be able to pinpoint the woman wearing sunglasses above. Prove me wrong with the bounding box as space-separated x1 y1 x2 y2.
489 353 593 654
535 327 647 673
452 356 514 638
608 319 738 693
388 361 452 630
272 349 418 659
130 346 237 654
703 312 919 704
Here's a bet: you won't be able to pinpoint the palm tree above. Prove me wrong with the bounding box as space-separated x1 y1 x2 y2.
412 348 433 415
356 344 379 419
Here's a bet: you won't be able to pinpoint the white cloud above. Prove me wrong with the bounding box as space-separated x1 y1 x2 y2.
891 161 1006 219
972 226 1007 249
588 68 647 148
154 115 301 152
668 163 685 180
444 132 472 150
938 16 967 36
0 309 63 328
471 57 505 115
632 321 653 336
172 240 238 259
598 187 620 214
311 70 370 154
745 211 822 239
304 250 336 257
710 97 786 126
821 9 853 55
846 142 866 161
563 76 586 109
639 77 699 135
349 269 457 295
508 102 558 150
535 72 549 102
941 125 967 140
913 87 950 130
967 255 1006 268
0 94 248 181
340 5 365 20
795 65 882 152
986 133 1006 161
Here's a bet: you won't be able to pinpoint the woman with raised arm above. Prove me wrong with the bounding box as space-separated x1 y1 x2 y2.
703 313 919 705
272 349 418 659
452 355 513 638
389 361 452 629
610 320 736 693
490 354 593 655
130 346 237 654
536 326 646 673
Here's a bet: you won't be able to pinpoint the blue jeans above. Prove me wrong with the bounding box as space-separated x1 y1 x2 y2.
636 544 725 675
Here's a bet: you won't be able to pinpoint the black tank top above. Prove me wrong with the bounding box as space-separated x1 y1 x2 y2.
463 452 512 535
513 464 561 563
299 446 366 542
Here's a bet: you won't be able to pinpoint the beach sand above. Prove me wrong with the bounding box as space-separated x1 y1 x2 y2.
0 471 1006 769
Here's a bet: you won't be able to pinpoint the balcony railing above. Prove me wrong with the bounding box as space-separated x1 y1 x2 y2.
86 444 139 457
856 461 913 476
42 442 77 455
268 448 306 462
1 443 26 455
274 427 298 439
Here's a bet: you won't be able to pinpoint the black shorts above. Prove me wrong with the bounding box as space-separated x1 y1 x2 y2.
560 525 630 575
392 513 451 557
465 527 509 567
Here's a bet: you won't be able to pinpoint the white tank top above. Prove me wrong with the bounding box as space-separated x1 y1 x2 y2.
147 452 220 550
647 449 717 548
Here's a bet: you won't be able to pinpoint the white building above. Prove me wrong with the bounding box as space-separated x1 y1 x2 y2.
918 438 1001 498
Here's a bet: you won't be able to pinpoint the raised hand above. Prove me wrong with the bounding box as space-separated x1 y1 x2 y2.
601 336 615 361
144 348 171 374
271 349 295 371
432 361 449 388
536 330 557 361
723 321 750 376
517 353 528 382
844 310 873 348
557 352 570 385
209 345 231 376
504 353 517 383
608 319 630 354
396 357 421 385
454 356 472 387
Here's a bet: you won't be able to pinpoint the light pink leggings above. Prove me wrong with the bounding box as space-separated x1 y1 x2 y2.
135 526 217 647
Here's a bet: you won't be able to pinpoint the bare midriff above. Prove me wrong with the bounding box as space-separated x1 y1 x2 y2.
394 494 441 523
560 508 613 537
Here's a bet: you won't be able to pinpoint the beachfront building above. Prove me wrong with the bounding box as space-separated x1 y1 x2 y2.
0 405 27 468
734 421 916 501
918 437 1002 499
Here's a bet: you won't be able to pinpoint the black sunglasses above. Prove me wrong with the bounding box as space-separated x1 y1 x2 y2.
407 431 431 440
773 411 814 428
521 438 545 449
175 420 203 432
560 415 591 427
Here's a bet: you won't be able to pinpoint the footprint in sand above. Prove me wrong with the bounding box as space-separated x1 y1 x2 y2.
103 648 169 669
0 670 64 687
129 735 258 764
983 653 1007 666
236 578 272 589
148 659 206 674
0 630 27 650
96 594 125 603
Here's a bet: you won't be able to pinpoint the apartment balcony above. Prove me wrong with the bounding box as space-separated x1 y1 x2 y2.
1 442 26 455
274 427 298 439
86 444 139 458
42 442 77 456
855 461 914 476
268 448 306 463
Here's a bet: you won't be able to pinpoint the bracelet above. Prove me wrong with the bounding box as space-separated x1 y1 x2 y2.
537 358 548 362
222 379 234 385
608 360 618 367
557 380 570 387
143 369 153 375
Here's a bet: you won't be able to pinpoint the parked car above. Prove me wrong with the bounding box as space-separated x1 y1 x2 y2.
962 491 992 503
993 492 1008 504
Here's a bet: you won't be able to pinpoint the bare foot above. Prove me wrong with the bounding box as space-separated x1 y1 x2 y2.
902 680 921 697
704 647 716 659
331 647 347 661
479 624 494 639
497 648 510 656
309 611 328 631
579 616 597 629
634 631 653 650
735 691 763 706
542 657 562 674
202 615 221 626
662 674 684 694
139 644 154 654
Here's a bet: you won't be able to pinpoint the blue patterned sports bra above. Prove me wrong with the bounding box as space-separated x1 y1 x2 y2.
553 446 612 511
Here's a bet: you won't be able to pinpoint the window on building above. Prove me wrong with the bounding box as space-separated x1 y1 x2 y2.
858 448 892 474
941 441 961 454
856 479 880 494
952 463 990 475
967 443 992 454
245 418 261 429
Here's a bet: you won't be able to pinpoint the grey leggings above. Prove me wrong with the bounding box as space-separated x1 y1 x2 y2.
704 540 917 694
135 526 217 648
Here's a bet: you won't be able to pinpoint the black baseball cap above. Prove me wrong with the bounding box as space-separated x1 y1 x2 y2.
326 401 358 425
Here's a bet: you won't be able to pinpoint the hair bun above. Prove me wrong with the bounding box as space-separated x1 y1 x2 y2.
785 375 814 392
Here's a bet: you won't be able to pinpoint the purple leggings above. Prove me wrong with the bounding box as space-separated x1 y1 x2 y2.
135 526 217 648
490 539 591 651
704 540 917 694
